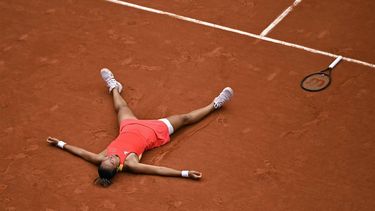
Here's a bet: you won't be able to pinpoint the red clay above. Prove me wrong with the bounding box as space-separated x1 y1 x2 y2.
125 0 293 33
1 0 374 210
270 0 375 62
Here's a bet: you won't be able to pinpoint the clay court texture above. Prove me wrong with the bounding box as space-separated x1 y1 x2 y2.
1 0 374 210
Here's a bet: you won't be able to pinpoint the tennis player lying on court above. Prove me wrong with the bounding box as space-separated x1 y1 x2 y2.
47 68 233 187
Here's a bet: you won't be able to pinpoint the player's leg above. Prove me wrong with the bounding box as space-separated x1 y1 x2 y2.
100 68 137 125
112 88 137 124
165 103 214 133
164 87 233 133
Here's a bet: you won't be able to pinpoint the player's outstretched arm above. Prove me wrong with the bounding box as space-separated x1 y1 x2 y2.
46 137 104 165
125 161 202 180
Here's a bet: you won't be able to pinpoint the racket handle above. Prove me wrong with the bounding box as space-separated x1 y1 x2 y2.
329 56 343 69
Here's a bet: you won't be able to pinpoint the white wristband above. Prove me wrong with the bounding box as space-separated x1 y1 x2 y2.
181 170 189 178
57 141 66 149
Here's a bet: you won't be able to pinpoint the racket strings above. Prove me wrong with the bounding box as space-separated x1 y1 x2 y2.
301 73 331 91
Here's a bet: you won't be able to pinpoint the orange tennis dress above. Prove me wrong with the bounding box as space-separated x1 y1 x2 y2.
106 120 170 164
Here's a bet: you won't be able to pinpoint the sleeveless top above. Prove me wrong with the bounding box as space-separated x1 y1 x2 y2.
106 120 170 164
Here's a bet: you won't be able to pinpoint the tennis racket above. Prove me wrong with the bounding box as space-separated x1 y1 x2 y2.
300 56 343 92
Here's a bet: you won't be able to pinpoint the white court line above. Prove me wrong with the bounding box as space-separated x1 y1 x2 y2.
260 0 302 37
105 0 375 69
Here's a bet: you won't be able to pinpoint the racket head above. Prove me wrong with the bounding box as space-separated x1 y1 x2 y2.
300 72 331 92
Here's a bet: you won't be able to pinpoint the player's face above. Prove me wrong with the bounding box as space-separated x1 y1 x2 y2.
102 155 119 169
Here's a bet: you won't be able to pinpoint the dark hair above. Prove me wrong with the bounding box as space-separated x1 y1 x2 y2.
94 164 117 187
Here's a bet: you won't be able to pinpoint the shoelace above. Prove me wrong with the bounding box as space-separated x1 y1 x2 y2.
106 78 117 88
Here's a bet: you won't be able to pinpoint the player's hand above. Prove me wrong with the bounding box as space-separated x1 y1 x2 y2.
46 137 60 146
188 170 202 180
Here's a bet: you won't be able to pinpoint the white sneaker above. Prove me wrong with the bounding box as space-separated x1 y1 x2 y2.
100 68 123 93
213 87 233 109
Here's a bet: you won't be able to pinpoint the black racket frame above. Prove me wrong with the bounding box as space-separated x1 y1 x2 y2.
300 67 333 92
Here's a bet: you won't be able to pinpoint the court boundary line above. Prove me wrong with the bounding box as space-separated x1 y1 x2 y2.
105 0 375 69
260 0 302 37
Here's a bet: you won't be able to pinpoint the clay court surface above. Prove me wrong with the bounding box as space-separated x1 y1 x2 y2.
1 0 374 210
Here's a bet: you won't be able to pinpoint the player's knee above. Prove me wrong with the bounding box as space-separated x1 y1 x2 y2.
116 104 128 112
181 114 192 125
